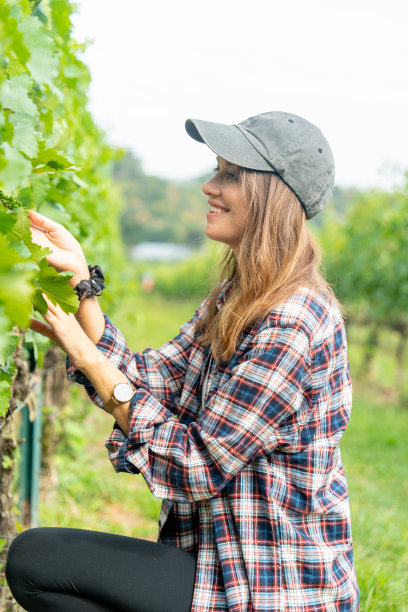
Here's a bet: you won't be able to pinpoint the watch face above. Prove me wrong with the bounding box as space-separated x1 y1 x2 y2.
113 383 134 402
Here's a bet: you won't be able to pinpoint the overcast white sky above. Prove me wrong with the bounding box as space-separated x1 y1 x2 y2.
72 0 408 190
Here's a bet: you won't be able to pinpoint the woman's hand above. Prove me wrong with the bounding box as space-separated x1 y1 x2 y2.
28 209 89 287
29 210 106 345
31 296 101 371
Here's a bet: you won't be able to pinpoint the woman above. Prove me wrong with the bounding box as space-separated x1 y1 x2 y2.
6 111 360 611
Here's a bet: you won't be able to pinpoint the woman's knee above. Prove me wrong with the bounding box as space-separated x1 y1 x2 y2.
6 530 34 603
5 529 50 594
6 529 34 573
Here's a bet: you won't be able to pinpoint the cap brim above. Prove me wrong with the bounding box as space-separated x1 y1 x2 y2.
185 118 272 171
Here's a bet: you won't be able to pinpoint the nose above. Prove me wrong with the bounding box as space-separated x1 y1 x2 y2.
202 175 221 197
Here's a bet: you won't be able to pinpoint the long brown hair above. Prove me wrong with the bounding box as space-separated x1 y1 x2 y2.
197 168 337 362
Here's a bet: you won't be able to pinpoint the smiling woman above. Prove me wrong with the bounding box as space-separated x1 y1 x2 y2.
203 158 247 250
6 111 359 612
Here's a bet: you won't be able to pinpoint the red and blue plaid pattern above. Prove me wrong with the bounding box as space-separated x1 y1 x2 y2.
67 286 359 611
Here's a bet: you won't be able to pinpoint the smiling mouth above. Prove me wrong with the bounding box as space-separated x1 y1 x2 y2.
208 205 229 214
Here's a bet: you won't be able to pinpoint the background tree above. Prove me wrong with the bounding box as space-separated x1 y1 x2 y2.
321 181 408 393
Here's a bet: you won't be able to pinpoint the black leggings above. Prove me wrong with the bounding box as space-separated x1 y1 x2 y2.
5 527 197 612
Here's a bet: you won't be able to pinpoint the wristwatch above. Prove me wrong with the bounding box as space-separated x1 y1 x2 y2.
104 382 136 414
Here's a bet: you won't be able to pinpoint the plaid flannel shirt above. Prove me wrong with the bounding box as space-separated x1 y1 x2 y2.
67 285 359 611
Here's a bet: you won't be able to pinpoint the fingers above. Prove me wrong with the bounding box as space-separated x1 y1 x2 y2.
29 225 52 248
29 318 57 342
42 294 63 317
41 294 75 323
28 209 61 232
31 297 72 350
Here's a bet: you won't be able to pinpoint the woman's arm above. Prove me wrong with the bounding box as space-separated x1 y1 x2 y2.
30 299 131 434
74 296 105 344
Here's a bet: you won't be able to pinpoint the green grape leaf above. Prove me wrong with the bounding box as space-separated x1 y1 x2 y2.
0 312 19 365
7 206 32 256
19 16 57 86
0 234 34 326
0 111 15 144
0 380 11 418
30 173 49 206
50 0 72 37
23 328 48 368
8 239 30 258
32 141 76 173
0 364 16 385
8 205 30 239
10 111 39 158
30 242 52 263
0 143 31 196
6 53 26 78
20 0 31 18
36 259 79 314
14 186 32 208
0 207 17 233
0 74 37 116
8 206 51 262
32 287 47 314
62 64 84 79
0 6 30 67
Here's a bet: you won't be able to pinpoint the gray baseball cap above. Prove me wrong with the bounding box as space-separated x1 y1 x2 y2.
185 111 335 219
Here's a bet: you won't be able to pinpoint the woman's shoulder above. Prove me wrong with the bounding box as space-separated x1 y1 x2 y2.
261 286 344 341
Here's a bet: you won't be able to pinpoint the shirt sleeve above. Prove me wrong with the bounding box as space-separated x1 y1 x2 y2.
66 297 209 411
105 323 311 502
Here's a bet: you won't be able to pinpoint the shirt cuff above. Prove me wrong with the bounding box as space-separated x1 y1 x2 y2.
105 389 174 474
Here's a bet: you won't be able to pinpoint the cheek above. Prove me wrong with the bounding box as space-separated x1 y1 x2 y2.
230 194 248 224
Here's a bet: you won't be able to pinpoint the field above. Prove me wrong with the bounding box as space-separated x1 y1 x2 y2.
40 294 408 610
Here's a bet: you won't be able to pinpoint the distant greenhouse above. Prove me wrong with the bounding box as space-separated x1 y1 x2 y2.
130 242 193 262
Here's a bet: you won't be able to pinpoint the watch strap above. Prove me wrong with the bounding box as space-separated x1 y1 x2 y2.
104 395 120 414
104 383 136 414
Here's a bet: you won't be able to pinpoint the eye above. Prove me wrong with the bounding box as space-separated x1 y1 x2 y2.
211 166 240 182
224 171 240 183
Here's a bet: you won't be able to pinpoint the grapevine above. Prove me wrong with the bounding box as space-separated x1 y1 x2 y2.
0 0 128 419
0 0 130 565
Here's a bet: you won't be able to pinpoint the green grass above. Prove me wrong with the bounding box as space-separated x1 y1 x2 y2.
113 292 200 351
341 396 408 610
39 293 408 609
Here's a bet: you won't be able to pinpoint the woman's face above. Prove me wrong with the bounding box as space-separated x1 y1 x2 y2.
201 157 247 251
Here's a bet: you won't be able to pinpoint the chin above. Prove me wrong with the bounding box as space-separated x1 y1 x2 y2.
205 227 226 245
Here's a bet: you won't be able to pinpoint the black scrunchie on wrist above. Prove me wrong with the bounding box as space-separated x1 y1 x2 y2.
75 265 105 300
